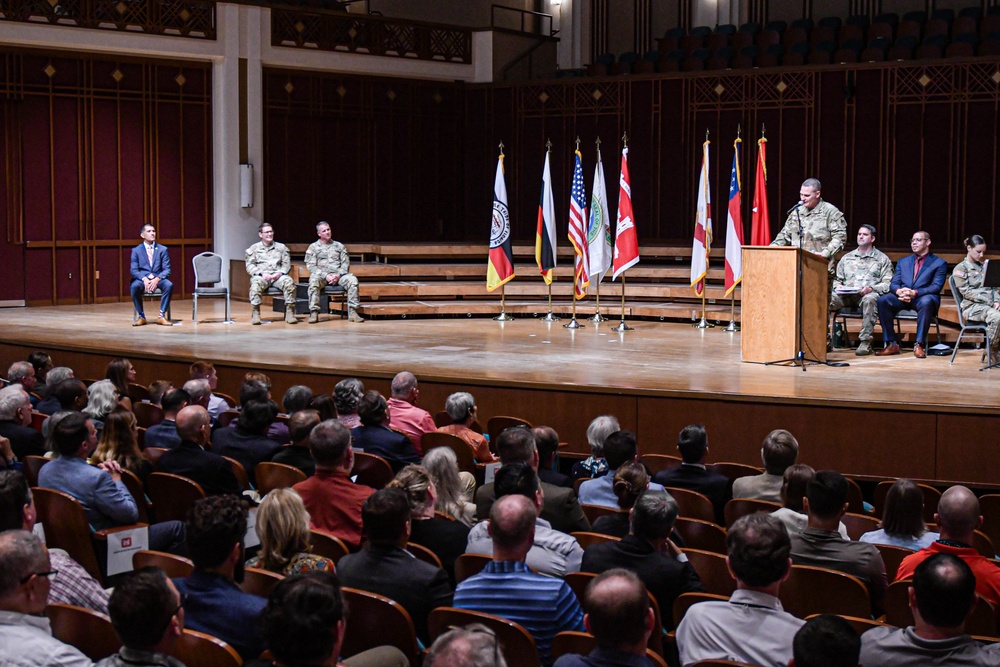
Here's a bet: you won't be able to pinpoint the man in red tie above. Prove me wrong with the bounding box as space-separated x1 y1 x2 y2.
875 231 947 358
129 223 173 326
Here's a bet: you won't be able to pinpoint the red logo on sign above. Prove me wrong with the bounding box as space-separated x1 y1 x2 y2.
121 537 132 548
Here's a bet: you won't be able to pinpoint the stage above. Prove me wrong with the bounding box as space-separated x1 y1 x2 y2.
1 300 998 486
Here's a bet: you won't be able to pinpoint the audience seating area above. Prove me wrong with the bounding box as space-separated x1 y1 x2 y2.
583 8 1000 76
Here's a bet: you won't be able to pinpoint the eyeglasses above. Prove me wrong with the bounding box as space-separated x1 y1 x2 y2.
19 569 57 584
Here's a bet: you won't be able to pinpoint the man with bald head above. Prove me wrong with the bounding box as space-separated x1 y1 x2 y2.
0 530 93 666
157 405 242 496
455 494 584 665
896 485 1000 605
386 371 436 455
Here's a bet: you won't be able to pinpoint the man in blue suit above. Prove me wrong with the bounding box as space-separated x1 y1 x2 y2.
130 223 172 326
875 230 946 358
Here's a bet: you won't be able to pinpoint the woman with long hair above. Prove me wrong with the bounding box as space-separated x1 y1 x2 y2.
421 446 476 526
105 358 137 412
246 488 335 575
91 408 152 482
388 464 470 582
860 479 938 550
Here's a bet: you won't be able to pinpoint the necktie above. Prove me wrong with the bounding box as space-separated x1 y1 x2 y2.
912 256 924 283
147 245 154 266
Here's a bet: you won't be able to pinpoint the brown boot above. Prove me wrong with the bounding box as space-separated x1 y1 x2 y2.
285 306 298 324
251 305 261 325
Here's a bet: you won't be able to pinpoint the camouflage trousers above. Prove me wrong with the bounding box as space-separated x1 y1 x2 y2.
249 274 296 306
963 304 1000 350
308 272 360 311
829 291 879 342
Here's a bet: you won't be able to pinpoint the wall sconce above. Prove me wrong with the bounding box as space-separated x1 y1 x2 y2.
240 164 253 208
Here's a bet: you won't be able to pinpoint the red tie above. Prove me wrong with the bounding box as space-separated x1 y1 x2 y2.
912 256 924 283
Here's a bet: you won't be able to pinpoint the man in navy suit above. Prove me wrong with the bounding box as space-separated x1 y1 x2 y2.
130 223 172 326
653 424 732 525
875 230 947 358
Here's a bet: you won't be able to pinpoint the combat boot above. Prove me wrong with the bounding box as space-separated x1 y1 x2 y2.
348 309 365 323
285 305 298 324
855 340 872 356
308 311 319 324
251 305 261 325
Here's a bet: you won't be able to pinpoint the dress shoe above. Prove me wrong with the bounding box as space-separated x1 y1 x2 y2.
156 316 170 326
876 342 901 356
913 343 926 359
133 317 147 327
855 340 872 356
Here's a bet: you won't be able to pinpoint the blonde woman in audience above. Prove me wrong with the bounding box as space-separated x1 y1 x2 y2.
91 407 152 482
860 478 939 550
590 461 649 538
422 446 476 526
389 464 470 582
246 488 335 575
771 464 849 539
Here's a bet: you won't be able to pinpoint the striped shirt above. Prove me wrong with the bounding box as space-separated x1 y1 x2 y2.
453 560 584 666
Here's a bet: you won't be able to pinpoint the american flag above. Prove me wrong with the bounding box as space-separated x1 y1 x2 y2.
567 149 590 299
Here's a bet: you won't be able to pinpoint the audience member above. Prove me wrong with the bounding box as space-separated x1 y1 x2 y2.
732 429 799 502
788 470 887 615
437 392 495 463
590 461 649 538
245 488 334 575
234 378 290 445
467 462 583 577
333 378 365 429
293 419 374 549
255 571 409 667
83 380 118 432
0 470 109 613
104 358 136 412
181 378 212 412
97 567 184 667
896 485 1000 605
39 413 185 553
0 530 92 667
146 379 173 407
26 352 52 398
282 385 314 416
423 446 477 526
337 487 453 643
770 464 849 539
676 513 804 666
553 569 657 667
791 614 861 667
861 553 1000 665
34 368 76 415
92 408 151 482
189 361 228 423
570 415 619 481
213 399 283 486
270 409 319 476
157 405 243 496
475 426 590 534
307 393 337 422
351 390 421 472
579 431 664 509
0 385 45 459
174 495 266 661
388 464 470 583
653 424 732 524
142 388 188 450
425 623 508 667
386 371 436 455
534 426 570 488
39 379 87 424
454 494 585 666
860 478 939 550
7 361 38 407
582 489 703 630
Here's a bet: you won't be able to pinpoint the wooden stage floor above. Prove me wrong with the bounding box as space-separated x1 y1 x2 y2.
4 299 1000 484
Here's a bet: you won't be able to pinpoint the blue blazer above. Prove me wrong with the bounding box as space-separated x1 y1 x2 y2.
130 243 171 282
890 253 947 299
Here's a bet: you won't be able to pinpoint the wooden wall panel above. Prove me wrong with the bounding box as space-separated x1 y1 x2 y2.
936 414 1000 485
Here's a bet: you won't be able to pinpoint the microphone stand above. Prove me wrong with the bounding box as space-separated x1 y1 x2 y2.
765 203 848 370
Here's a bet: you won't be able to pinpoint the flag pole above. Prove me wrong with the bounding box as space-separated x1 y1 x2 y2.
590 282 605 323
540 139 559 323
492 140 514 322
723 125 741 332
612 132 634 333
694 129 714 329
565 292 581 328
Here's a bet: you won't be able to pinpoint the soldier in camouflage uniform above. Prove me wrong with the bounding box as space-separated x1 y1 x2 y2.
245 222 298 325
829 225 894 356
771 178 848 274
304 221 363 323
952 234 1000 365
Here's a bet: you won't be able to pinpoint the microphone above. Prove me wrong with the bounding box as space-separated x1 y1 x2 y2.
786 201 803 215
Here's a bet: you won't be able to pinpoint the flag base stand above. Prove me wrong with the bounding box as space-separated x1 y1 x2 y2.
493 311 514 322
722 295 739 331
589 312 607 323
611 319 634 333
693 317 715 329
564 317 582 329
540 312 560 322
722 320 740 332
494 289 514 321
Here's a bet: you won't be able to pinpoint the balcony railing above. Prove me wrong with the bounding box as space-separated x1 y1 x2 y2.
0 0 216 39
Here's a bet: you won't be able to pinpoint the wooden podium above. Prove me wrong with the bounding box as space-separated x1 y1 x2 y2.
741 246 829 364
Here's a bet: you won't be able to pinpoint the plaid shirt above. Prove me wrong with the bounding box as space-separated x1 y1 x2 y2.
49 549 109 614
